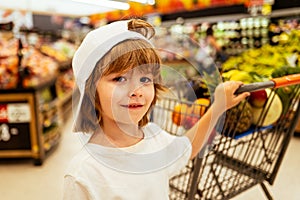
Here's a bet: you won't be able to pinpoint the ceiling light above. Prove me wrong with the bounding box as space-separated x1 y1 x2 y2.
71 0 130 10
0 0 126 16
129 0 155 5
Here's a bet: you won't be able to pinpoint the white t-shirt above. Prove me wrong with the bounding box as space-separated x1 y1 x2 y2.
63 123 192 200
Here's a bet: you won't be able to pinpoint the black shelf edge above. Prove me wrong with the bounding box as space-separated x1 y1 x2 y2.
160 4 248 22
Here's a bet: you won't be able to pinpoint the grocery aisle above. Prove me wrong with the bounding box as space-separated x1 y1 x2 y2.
0 114 299 200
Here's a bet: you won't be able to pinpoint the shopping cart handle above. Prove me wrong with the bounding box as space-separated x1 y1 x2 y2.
272 74 300 88
234 81 275 95
234 74 300 95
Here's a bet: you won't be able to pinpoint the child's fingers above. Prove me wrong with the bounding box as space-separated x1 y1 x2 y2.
223 81 243 95
234 92 250 102
225 81 250 108
230 81 243 92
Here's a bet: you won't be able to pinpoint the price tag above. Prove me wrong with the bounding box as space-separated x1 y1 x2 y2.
7 103 31 123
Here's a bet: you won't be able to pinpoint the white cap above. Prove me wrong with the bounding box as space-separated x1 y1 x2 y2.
72 20 152 131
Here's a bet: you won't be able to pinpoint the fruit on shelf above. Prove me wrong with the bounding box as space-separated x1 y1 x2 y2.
222 70 255 84
252 89 283 127
248 89 268 108
222 30 300 84
0 36 20 89
271 66 300 78
56 69 75 97
229 71 254 84
40 40 76 64
0 37 19 57
21 47 58 87
40 45 68 63
0 56 19 89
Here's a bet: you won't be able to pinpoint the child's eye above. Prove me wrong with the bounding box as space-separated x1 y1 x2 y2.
140 77 152 83
113 76 126 82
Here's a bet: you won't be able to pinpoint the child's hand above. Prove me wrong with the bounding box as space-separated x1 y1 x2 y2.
213 81 250 113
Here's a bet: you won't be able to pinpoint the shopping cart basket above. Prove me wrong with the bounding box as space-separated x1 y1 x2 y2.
151 74 300 200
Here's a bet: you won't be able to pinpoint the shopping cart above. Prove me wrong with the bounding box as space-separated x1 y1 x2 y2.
151 74 300 200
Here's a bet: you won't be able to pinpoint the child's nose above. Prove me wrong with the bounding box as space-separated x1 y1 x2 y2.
130 87 143 97
129 82 143 97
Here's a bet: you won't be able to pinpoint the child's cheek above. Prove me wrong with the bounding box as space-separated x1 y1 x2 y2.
111 86 128 99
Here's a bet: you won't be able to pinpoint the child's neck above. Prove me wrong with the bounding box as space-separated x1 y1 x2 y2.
89 122 144 148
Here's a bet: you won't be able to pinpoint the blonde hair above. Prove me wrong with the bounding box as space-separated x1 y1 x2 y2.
73 19 166 133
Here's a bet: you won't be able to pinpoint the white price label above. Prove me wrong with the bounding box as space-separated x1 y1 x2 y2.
7 104 31 123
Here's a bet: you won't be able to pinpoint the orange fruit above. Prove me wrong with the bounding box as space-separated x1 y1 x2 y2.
172 103 191 126
191 98 210 116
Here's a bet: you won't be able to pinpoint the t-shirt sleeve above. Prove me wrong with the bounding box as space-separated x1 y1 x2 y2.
63 175 92 200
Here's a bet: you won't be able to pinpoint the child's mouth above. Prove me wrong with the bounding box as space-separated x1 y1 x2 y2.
129 105 142 108
122 104 143 108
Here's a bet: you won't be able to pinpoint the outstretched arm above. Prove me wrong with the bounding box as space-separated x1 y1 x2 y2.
185 81 250 159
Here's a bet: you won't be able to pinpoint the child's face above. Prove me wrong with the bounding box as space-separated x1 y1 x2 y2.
96 67 155 126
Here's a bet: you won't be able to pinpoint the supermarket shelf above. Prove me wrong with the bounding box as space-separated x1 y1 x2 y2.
43 126 61 152
161 7 300 27
271 7 300 18
0 78 62 165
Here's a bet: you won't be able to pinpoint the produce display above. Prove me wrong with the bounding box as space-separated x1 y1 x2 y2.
169 29 300 136
0 36 18 57
40 40 76 65
222 30 300 83
20 47 58 87
0 55 19 89
0 35 19 89
0 31 77 90
56 68 75 98
215 30 299 136
0 31 76 165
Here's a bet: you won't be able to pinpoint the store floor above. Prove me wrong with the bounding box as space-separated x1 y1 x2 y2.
0 116 299 200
